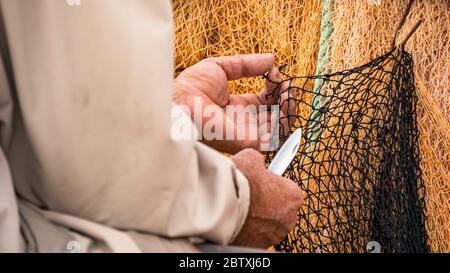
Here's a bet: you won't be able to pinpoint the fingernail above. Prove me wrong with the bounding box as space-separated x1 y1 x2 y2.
274 67 283 82
276 73 283 82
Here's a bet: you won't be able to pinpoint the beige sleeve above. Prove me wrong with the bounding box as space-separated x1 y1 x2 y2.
0 0 249 245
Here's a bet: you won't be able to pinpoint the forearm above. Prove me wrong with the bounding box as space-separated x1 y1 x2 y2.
1 0 250 244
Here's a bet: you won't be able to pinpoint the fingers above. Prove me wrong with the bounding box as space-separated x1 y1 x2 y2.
206 54 275 81
273 176 303 234
257 110 274 152
228 93 262 106
231 147 304 248
280 82 296 118
231 148 266 170
227 66 286 107
280 177 303 208
279 85 298 137
258 67 283 105
258 67 297 137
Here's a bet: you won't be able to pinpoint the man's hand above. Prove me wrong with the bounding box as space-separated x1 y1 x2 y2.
231 149 303 248
173 54 295 154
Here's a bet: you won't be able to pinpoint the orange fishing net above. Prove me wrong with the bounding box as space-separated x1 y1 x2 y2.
326 0 449 252
173 0 323 94
173 0 449 252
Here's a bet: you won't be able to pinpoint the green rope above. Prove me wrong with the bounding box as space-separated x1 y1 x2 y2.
306 0 334 150
315 0 334 78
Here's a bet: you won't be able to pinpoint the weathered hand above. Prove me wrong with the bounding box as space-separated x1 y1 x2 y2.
230 149 303 248
173 54 295 154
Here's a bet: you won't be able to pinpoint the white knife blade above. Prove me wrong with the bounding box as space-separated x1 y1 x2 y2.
268 128 302 176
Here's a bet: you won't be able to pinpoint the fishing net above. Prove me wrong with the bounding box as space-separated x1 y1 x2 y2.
173 0 449 252
266 47 428 253
415 74 450 253
326 0 450 252
328 0 450 122
173 0 323 94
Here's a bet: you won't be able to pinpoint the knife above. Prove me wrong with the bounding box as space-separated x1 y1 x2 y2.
268 128 302 176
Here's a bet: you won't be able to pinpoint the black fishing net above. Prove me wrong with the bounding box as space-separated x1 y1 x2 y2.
265 48 428 253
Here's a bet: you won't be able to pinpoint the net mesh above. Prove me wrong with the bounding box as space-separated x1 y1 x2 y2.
328 0 450 122
267 47 428 253
326 0 450 252
415 74 450 252
173 0 323 94
173 0 449 252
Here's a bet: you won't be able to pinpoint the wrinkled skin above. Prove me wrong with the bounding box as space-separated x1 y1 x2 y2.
231 149 303 248
173 54 302 248
173 54 295 154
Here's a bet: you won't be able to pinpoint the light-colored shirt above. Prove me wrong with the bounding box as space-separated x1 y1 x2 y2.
0 0 249 252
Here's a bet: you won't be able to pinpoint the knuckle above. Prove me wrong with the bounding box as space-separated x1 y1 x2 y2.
201 57 216 64
243 148 265 162
242 138 259 151
240 148 254 156
255 151 265 162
